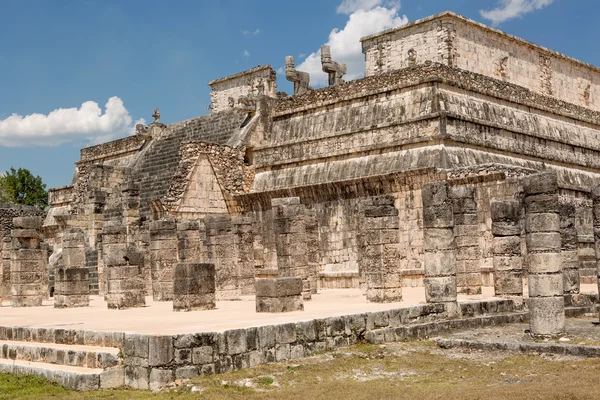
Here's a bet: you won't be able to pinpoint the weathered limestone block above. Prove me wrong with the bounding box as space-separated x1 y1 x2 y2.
10 216 45 307
491 200 523 297
54 228 90 308
173 263 216 311
149 219 177 301
103 221 145 310
422 182 457 312
232 216 255 296
575 203 595 284
451 185 481 294
1 237 11 302
272 197 313 300
559 202 580 294
592 185 600 323
177 220 207 263
522 172 564 336
255 277 303 313
357 195 402 303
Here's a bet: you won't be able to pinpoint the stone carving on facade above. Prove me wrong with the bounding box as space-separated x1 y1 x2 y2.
321 45 346 86
152 108 160 123
407 48 417 65
285 55 312 95
135 124 149 136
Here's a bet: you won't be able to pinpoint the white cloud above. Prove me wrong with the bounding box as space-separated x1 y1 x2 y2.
337 0 383 14
480 0 553 26
297 3 407 87
0 97 139 147
243 50 250 57
241 28 260 36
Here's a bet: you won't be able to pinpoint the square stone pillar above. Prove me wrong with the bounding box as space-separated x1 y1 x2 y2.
357 195 402 303
10 216 46 307
54 228 90 308
255 277 304 313
522 172 564 336
271 197 312 300
173 263 216 311
422 182 458 313
205 214 242 300
451 185 481 295
177 220 207 263
559 202 580 294
149 219 177 301
232 216 256 295
1 237 11 300
102 222 146 310
491 200 523 297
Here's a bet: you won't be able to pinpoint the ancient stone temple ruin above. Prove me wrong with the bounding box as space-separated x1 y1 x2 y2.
2 10 600 390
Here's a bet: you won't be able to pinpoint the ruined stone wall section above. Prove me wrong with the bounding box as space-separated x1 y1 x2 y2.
362 13 600 110
163 141 251 217
262 85 438 167
132 110 247 219
208 65 276 114
79 135 147 164
253 145 445 192
440 88 600 162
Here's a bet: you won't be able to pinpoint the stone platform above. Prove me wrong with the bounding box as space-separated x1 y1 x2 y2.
0 286 597 390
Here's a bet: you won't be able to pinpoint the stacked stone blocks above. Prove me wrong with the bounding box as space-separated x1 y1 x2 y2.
102 222 146 310
592 185 600 322
357 195 402 303
1 237 10 302
491 200 523 297
271 198 312 300
54 227 90 308
522 172 564 336
204 214 255 300
559 202 580 294
451 185 481 294
173 263 216 311
255 277 304 313
10 216 46 307
422 182 458 312
149 219 177 301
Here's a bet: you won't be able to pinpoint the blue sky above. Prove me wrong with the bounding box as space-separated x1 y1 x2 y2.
0 0 597 189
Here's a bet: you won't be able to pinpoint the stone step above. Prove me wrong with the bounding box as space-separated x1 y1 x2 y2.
0 340 121 369
0 359 124 390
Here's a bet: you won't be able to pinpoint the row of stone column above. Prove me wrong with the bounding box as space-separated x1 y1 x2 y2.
421 173 569 336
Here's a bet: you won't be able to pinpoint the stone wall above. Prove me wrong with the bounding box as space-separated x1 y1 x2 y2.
361 12 600 111
208 65 277 114
132 110 247 219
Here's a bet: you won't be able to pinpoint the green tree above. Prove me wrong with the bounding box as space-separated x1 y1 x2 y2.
0 167 48 208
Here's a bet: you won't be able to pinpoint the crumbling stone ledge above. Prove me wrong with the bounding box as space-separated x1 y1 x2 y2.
435 338 600 358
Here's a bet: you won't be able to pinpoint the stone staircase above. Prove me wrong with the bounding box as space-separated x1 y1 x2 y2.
0 338 124 390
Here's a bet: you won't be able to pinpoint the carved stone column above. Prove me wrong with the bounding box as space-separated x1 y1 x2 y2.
523 172 564 336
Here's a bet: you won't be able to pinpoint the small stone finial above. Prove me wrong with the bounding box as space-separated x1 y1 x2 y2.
321 45 346 86
285 55 312 95
152 108 160 123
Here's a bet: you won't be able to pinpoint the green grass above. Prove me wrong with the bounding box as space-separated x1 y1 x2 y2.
2 341 600 399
